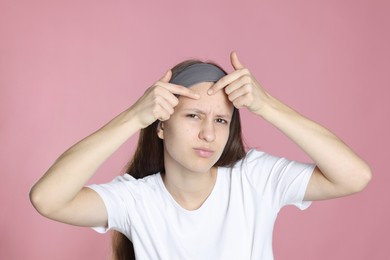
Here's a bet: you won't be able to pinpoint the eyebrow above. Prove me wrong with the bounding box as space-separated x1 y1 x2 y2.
181 108 232 119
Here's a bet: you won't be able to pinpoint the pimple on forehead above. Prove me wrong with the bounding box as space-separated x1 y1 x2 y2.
189 82 215 96
177 82 232 113
189 82 229 99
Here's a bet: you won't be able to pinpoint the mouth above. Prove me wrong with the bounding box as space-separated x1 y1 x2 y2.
193 148 214 158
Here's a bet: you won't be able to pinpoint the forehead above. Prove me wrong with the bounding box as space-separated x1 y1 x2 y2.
177 82 233 115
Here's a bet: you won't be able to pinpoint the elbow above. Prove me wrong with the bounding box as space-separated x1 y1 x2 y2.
349 164 373 194
29 186 55 218
29 186 44 215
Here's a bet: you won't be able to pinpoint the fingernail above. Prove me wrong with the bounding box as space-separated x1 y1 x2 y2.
207 89 213 95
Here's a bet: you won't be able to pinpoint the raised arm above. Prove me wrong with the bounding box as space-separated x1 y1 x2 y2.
208 51 372 201
29 70 199 227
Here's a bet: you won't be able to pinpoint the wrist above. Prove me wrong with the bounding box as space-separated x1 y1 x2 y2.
251 93 275 118
107 107 144 134
254 94 295 121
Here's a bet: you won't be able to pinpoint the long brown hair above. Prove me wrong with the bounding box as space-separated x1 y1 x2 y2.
112 60 246 260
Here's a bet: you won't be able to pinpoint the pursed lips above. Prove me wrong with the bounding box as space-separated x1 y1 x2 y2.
193 147 214 158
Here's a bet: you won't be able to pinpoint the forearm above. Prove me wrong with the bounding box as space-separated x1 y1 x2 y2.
258 95 371 192
30 108 142 214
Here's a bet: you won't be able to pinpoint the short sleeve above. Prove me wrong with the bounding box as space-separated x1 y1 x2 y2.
87 174 138 234
243 149 315 211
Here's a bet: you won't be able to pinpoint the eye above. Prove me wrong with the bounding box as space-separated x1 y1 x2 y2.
186 114 200 119
215 118 228 124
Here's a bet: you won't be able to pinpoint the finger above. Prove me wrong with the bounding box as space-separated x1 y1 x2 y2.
231 51 244 70
232 94 253 109
227 83 252 102
155 98 175 116
208 51 246 95
159 70 172 83
160 89 179 107
154 106 172 121
224 75 251 95
150 88 178 110
163 83 200 99
208 70 245 95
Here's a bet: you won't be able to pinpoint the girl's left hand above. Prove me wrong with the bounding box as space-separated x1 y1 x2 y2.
208 51 269 115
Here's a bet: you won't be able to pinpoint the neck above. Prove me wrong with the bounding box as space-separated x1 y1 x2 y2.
162 166 217 210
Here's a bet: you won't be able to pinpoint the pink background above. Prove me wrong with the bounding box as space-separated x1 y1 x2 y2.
1 0 389 259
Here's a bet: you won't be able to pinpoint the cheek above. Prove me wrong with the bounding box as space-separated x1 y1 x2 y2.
169 124 192 136
216 127 230 144
163 123 193 145
224 132 231 145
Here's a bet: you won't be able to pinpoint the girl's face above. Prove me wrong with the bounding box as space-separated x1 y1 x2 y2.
158 82 233 174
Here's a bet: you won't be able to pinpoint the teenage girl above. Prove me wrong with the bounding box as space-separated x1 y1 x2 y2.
30 52 371 260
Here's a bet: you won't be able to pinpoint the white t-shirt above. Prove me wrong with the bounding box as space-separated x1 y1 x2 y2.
89 149 315 260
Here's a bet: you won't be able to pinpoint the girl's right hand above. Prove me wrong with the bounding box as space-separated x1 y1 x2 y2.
131 70 200 128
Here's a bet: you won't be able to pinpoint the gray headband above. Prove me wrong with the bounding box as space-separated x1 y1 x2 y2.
170 63 226 87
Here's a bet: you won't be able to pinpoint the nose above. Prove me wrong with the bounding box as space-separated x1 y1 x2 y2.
198 120 216 142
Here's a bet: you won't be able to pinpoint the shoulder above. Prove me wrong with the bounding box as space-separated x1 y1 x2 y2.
228 148 282 171
111 172 161 184
218 149 281 186
244 149 277 162
89 173 162 199
119 173 162 191
224 148 314 185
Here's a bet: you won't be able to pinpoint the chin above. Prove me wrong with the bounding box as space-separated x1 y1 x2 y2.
186 158 219 173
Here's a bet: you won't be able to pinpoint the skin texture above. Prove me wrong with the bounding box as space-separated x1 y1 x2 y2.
29 51 372 230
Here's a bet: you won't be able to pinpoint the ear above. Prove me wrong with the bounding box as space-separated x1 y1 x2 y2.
157 121 164 139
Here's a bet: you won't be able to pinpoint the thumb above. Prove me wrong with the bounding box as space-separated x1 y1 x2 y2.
230 51 244 70
160 69 172 83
